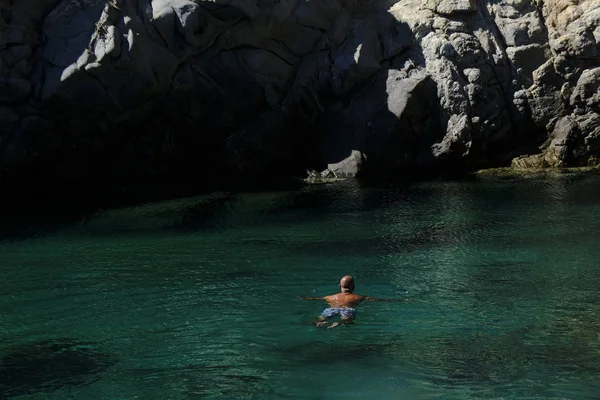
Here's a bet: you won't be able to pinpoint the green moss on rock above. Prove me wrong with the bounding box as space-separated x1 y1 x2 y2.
474 165 600 179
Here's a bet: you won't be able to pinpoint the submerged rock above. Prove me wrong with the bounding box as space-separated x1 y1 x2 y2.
0 338 116 398
0 0 599 186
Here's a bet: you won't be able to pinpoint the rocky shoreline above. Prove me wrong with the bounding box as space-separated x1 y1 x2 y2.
0 0 598 188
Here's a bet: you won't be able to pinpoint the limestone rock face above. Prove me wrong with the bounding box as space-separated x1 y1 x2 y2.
0 0 599 185
523 0 600 167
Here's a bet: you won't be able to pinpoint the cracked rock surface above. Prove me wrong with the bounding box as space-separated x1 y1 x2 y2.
0 0 599 185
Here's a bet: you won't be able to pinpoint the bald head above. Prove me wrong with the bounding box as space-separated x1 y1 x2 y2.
340 275 355 293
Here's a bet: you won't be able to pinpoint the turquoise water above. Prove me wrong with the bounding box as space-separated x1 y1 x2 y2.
2 175 600 399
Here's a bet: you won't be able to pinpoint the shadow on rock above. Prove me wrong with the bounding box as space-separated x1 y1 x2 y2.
0 338 117 398
315 14 443 179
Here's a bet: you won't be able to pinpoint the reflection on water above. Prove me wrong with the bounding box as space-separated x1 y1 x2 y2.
2 174 600 399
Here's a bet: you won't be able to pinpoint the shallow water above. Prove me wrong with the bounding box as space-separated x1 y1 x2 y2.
2 175 600 399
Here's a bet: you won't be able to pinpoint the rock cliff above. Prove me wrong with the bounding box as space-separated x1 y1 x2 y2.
0 0 599 185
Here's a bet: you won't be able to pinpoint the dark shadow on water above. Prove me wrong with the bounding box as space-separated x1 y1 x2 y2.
162 194 239 232
271 324 600 393
411 326 600 391
215 269 272 282
289 219 491 257
0 338 117 398
0 178 423 241
129 364 271 399
3 173 600 245
290 231 444 257
467 260 547 306
0 184 213 242
271 339 406 366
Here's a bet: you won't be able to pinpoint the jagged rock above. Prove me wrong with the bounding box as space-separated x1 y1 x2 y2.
511 154 546 169
506 44 549 88
570 67 600 113
577 112 600 157
0 116 58 169
325 150 366 178
544 115 579 167
430 0 477 15
527 59 566 129
0 0 599 186
319 67 441 174
432 114 472 161
3 45 32 68
0 77 31 102
0 107 18 141
544 0 599 59
487 0 547 47
5 26 27 45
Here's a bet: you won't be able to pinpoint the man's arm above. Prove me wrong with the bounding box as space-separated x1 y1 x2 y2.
299 296 324 300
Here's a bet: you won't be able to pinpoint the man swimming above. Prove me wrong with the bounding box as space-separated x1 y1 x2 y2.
302 275 377 329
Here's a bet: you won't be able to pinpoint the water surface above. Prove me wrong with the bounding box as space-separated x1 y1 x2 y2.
2 175 600 399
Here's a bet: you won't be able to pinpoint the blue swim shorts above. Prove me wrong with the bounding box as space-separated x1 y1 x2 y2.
321 307 357 319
